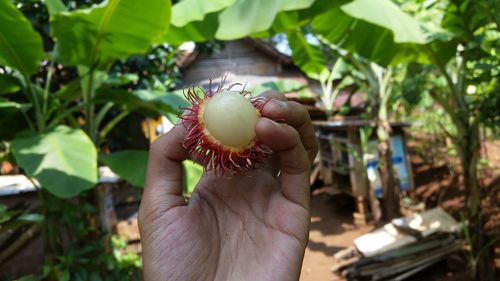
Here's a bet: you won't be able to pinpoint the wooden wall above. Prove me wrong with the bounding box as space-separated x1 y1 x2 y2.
181 39 305 86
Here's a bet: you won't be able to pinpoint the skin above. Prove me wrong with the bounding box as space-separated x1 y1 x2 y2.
138 90 319 281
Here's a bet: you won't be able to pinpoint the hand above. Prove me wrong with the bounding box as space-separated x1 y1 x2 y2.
138 90 319 281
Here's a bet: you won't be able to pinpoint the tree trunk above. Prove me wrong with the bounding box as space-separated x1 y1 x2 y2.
458 123 493 280
377 120 400 221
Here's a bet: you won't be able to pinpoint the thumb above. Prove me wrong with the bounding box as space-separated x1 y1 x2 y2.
139 124 188 223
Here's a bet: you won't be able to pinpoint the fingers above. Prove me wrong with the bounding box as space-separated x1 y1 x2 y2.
257 89 287 101
258 90 319 163
139 125 188 222
256 118 311 209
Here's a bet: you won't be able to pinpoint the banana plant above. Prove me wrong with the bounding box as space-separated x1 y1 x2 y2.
0 0 179 277
283 0 442 221
0 0 175 198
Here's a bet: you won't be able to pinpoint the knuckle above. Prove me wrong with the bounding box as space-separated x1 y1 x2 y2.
288 101 311 125
281 123 300 137
262 89 286 100
289 101 307 112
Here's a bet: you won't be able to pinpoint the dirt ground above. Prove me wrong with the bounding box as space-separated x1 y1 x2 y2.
299 139 500 281
298 192 476 281
109 138 500 281
300 193 372 281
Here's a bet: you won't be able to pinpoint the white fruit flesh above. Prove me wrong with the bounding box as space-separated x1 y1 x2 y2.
202 91 259 149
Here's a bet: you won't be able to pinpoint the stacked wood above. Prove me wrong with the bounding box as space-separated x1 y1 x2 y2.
333 208 464 280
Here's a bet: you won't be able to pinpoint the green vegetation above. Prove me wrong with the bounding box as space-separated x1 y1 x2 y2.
0 0 498 280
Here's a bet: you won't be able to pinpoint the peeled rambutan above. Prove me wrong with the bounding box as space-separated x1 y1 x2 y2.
180 78 272 175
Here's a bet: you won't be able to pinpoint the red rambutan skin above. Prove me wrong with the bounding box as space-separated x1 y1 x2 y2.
179 78 272 175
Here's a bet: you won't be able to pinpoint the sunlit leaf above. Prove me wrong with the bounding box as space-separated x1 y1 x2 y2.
100 150 148 187
11 126 98 198
0 74 22 95
216 0 315 40
0 0 45 75
171 0 236 27
183 160 203 194
165 0 316 43
94 88 189 116
286 31 328 79
312 5 427 66
341 0 428 44
51 0 171 69
43 0 66 15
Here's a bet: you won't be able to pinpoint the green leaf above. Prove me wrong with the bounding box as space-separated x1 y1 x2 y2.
312 5 428 66
341 0 428 44
55 77 82 100
216 0 315 40
0 217 42 233
18 213 44 222
104 73 139 87
287 31 328 80
251 0 343 38
43 0 67 15
251 11 301 38
164 12 219 44
0 74 22 95
0 99 32 111
100 150 148 187
153 91 190 114
255 79 306 94
171 0 236 27
297 0 335 21
183 160 203 194
11 126 98 198
94 88 189 116
0 104 30 139
0 0 45 75
51 0 171 69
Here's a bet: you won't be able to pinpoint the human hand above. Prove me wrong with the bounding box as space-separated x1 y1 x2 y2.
138 90 318 281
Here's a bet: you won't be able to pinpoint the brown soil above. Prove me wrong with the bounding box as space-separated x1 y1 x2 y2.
111 138 500 281
300 193 372 281
299 138 500 281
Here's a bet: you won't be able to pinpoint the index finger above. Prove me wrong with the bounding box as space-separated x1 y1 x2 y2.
256 118 311 209
257 89 318 163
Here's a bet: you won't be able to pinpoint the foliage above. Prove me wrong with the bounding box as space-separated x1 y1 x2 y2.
0 204 43 233
11 126 97 198
183 160 203 194
108 44 182 92
100 150 148 188
286 31 328 80
0 0 175 197
164 0 317 44
1 0 498 279
51 0 171 69
0 0 45 75
0 0 176 279
32 194 142 281
250 79 308 96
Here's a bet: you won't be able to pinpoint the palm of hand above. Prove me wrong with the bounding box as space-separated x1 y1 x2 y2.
139 92 318 281
141 172 309 281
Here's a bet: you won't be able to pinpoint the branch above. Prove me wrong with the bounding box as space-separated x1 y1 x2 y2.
47 102 87 129
98 110 130 144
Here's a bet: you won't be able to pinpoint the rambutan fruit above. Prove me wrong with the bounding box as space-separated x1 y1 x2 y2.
180 78 272 175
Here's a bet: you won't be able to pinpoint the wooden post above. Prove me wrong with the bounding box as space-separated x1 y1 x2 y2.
97 183 117 233
347 128 372 226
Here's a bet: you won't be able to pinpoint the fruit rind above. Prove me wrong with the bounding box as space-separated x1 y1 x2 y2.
180 78 272 175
